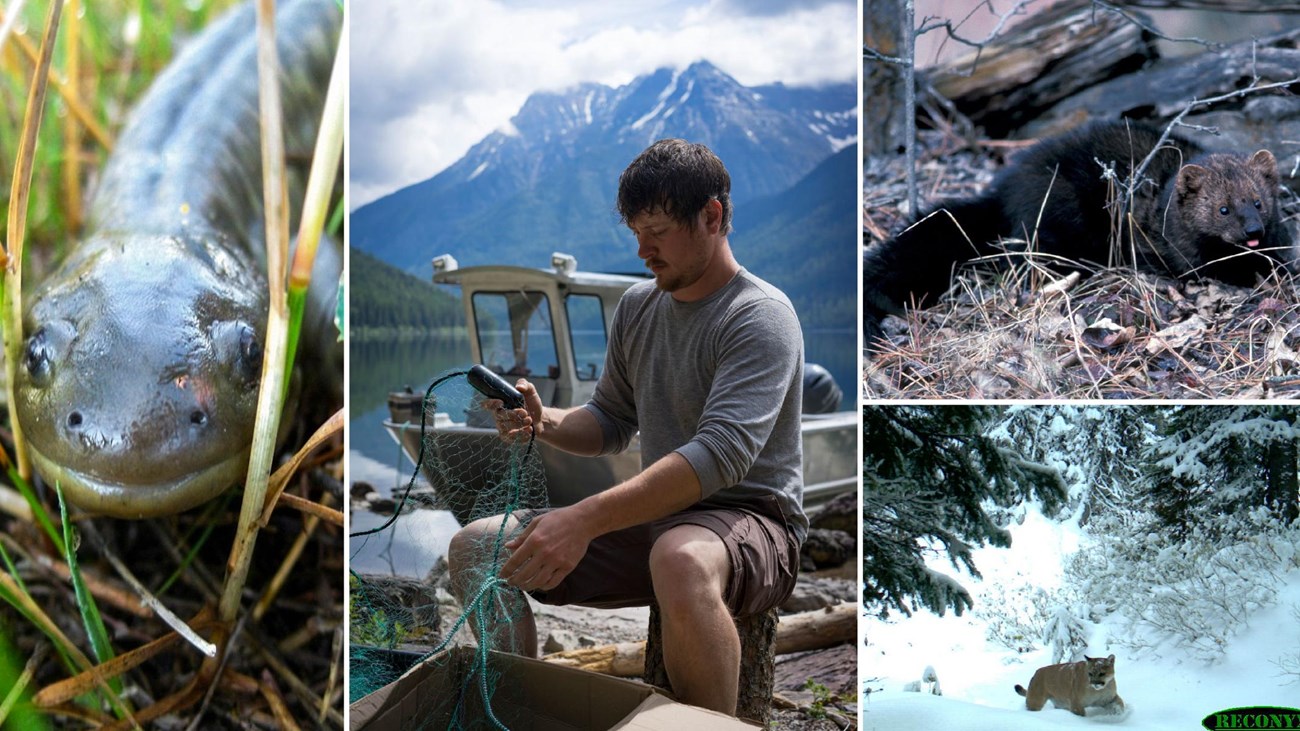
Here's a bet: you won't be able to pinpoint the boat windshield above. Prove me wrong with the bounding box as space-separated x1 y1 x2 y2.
565 293 607 381
471 291 559 379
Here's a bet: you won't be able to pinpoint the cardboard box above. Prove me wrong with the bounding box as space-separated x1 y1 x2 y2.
350 646 758 730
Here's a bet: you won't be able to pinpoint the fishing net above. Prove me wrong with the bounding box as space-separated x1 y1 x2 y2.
348 368 548 727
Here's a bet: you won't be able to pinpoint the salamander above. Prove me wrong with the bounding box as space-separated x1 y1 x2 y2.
13 0 343 519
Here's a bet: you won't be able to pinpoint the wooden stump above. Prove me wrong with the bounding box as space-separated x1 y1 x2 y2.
643 601 778 724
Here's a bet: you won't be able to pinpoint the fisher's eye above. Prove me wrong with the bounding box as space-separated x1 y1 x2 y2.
22 320 74 388
1254 199 1263 210
211 320 263 382
1219 206 1230 216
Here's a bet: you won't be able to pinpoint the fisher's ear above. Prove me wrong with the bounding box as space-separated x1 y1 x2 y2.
1249 149 1279 187
1176 164 1210 205
22 320 76 388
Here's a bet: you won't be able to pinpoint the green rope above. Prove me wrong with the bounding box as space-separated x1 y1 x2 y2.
350 368 539 728
349 371 466 540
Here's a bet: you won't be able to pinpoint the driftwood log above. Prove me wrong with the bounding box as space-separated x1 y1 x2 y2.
541 602 856 677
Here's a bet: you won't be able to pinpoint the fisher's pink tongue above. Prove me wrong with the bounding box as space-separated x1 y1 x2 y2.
1248 239 1261 248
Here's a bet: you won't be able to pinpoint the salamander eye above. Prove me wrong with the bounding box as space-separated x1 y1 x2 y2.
22 320 74 388
239 324 261 365
211 320 263 382
1254 199 1263 210
24 328 53 386
1219 206 1230 216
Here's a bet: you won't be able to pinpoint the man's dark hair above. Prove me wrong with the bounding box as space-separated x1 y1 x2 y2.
617 139 733 234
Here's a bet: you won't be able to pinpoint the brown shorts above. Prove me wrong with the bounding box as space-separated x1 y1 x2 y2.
516 496 800 618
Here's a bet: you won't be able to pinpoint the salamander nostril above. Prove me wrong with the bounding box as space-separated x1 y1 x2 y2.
67 411 83 429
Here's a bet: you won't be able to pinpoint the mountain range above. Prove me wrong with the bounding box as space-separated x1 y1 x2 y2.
350 60 858 330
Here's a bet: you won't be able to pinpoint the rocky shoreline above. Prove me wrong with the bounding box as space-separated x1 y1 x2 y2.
352 489 860 727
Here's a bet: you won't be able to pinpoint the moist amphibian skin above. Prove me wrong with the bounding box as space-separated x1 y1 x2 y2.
14 0 343 519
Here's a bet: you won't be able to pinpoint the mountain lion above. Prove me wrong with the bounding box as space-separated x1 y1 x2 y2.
1014 654 1125 716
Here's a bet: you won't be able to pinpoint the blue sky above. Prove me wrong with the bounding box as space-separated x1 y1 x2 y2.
348 0 858 208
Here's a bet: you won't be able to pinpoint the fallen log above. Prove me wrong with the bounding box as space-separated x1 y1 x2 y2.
927 0 1157 136
1123 0 1300 10
541 602 856 678
1028 33 1300 137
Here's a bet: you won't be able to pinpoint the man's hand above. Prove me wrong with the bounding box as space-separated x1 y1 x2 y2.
500 506 593 592
485 379 545 443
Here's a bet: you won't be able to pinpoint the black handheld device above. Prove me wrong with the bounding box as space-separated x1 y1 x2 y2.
468 364 525 410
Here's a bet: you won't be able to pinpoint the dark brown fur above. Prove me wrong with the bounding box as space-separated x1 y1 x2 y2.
863 121 1296 345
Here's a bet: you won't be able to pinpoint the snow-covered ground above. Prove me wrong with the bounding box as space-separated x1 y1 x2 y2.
862 508 1300 729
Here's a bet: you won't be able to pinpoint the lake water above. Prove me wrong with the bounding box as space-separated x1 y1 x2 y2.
348 328 857 576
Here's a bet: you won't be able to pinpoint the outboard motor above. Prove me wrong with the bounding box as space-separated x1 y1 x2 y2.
387 385 426 424
802 363 842 414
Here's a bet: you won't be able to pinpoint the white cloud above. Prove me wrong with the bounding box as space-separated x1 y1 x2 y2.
348 0 857 208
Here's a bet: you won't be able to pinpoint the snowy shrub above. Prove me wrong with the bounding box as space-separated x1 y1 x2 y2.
975 575 1055 653
1042 605 1091 663
901 665 943 695
1068 508 1300 662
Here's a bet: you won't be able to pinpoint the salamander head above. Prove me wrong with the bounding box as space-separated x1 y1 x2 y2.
14 233 267 518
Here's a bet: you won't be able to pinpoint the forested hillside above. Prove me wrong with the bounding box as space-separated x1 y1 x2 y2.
349 248 462 335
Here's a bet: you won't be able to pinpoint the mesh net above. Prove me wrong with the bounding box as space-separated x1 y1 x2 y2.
349 369 549 728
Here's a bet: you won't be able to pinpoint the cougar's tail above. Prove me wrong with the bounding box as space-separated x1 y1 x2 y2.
1014 684 1028 697
863 194 1006 350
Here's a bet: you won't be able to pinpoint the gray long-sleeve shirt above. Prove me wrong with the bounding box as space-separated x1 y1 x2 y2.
583 269 808 542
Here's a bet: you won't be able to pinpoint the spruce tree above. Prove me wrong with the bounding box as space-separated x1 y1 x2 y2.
1000 405 1154 526
1146 405 1300 536
862 405 1068 618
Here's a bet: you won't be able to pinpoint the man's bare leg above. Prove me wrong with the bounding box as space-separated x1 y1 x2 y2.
649 524 738 714
447 514 538 658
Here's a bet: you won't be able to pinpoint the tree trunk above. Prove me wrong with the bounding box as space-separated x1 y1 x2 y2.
643 601 778 724
1266 439 1300 523
863 0 909 156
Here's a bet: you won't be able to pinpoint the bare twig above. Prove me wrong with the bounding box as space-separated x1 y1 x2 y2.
1090 0 1220 51
917 0 1037 70
1127 75 1300 205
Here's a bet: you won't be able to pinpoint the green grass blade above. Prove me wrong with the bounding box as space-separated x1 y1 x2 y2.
0 624 51 731
56 485 126 712
4 462 64 555
281 18 345 398
0 554 81 695
154 492 231 596
281 287 307 400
